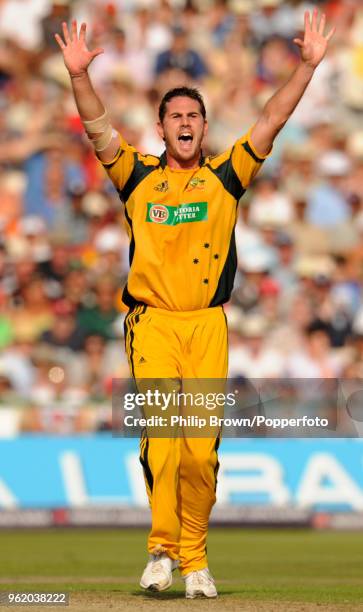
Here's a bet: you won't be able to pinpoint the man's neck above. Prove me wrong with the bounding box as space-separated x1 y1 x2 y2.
165 151 201 170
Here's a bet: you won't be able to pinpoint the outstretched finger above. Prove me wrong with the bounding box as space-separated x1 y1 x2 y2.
79 22 87 43
325 26 336 42
54 33 66 50
311 7 318 31
304 11 311 36
318 12 326 35
62 22 70 44
71 19 78 41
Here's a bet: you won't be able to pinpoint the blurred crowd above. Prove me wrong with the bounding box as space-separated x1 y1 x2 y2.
0 0 363 435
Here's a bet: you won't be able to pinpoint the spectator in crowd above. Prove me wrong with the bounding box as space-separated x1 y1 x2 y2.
306 150 352 227
272 231 297 292
231 313 286 378
9 274 54 343
77 275 119 340
41 298 85 352
286 320 345 378
66 333 125 398
249 175 294 228
155 26 209 81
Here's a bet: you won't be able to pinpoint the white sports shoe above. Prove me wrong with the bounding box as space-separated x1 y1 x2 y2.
184 568 218 599
140 553 178 592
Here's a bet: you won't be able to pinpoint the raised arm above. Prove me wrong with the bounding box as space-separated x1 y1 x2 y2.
250 8 335 156
55 20 119 163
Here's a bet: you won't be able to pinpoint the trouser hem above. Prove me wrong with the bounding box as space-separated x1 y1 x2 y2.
180 562 208 577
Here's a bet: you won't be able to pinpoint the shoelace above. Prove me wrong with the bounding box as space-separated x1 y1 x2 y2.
190 570 212 585
151 560 164 574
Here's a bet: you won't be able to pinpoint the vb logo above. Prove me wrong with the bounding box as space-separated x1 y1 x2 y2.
149 204 169 224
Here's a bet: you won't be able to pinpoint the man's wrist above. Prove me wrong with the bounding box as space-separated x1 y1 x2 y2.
297 61 316 81
69 70 88 80
299 60 316 76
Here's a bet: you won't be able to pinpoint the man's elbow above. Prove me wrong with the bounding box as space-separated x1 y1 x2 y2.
262 108 288 133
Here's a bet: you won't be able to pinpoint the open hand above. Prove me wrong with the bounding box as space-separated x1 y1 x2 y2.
294 8 335 69
54 20 103 76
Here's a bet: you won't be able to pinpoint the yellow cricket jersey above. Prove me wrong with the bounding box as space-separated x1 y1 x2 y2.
101 128 269 311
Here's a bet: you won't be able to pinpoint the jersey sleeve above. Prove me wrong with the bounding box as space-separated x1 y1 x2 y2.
98 132 136 192
231 127 271 189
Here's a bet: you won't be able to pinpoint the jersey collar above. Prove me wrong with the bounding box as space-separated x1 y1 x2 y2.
159 150 205 170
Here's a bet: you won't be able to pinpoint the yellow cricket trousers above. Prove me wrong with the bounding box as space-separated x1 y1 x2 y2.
124 304 228 575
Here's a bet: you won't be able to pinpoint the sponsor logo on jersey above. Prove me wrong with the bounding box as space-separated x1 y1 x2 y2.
146 202 208 225
153 180 169 192
186 177 206 191
148 204 170 224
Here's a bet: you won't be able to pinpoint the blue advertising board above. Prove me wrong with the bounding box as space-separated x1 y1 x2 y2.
0 436 363 512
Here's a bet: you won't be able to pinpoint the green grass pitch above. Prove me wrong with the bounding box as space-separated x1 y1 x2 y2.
0 528 363 606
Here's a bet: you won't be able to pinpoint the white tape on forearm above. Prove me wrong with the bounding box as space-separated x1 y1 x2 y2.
82 111 116 151
93 125 117 152
82 110 109 135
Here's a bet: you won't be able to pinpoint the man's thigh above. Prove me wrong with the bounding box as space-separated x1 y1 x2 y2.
182 306 228 379
125 306 180 379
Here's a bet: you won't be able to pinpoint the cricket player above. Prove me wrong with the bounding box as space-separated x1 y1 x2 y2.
56 9 334 599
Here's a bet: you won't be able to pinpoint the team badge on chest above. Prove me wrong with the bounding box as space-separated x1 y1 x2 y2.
186 177 206 191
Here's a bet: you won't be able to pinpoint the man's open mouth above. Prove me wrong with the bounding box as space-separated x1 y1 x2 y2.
178 133 193 143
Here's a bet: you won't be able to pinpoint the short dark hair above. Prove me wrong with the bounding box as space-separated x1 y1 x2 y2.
158 87 206 123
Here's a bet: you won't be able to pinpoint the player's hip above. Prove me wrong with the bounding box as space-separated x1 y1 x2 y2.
123 303 227 375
